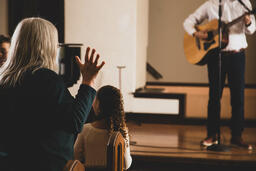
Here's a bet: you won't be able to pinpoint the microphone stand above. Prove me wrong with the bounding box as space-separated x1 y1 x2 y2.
207 0 229 152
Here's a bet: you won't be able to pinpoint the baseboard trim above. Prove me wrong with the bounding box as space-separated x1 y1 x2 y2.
146 82 256 89
126 113 256 127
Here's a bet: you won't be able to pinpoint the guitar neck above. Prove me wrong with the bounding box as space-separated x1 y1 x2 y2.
226 8 256 29
226 13 247 28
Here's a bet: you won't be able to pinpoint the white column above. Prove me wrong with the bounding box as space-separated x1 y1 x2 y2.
65 0 148 112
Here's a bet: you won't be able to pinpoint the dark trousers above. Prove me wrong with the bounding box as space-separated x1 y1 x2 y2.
207 49 245 138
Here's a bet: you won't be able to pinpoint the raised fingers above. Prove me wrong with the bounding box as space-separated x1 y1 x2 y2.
97 61 105 71
75 56 82 68
84 47 90 63
89 49 96 63
83 47 105 70
94 54 100 65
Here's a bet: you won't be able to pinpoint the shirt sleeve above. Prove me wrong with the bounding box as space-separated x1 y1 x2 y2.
33 69 96 134
243 0 256 35
59 84 96 133
183 2 209 35
123 135 132 170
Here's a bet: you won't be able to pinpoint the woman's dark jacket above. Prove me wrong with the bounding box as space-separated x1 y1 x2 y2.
0 68 96 171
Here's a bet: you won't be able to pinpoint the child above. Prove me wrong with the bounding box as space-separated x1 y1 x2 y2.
74 85 132 170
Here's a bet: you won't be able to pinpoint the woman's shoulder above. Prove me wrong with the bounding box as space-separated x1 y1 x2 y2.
78 123 92 137
30 68 63 85
22 68 65 93
81 123 97 133
85 123 108 132
80 123 108 139
83 123 93 129
33 68 59 79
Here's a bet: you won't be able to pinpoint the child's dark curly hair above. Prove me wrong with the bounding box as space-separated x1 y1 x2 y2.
96 85 128 139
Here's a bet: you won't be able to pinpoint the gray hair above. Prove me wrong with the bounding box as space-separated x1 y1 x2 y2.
0 17 58 87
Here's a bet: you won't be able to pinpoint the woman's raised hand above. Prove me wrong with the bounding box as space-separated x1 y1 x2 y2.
75 47 105 87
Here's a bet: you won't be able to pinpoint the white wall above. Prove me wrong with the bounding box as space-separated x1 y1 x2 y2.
0 0 8 35
136 0 148 89
147 0 208 83
65 0 148 112
147 0 256 84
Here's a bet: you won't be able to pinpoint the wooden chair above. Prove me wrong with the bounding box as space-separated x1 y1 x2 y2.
63 160 85 171
107 131 125 171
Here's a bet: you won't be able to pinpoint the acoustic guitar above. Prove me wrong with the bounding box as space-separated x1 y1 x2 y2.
183 10 256 65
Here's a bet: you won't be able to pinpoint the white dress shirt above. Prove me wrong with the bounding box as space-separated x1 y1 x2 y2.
183 0 256 51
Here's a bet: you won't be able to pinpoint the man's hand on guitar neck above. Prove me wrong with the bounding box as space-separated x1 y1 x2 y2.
244 14 252 27
193 31 208 39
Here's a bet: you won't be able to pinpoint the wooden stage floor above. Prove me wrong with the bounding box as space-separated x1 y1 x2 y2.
127 122 256 170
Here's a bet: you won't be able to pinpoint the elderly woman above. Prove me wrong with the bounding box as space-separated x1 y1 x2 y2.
0 17 104 171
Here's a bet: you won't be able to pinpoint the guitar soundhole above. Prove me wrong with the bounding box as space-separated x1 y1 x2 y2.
207 31 214 41
195 31 214 51
204 40 216 51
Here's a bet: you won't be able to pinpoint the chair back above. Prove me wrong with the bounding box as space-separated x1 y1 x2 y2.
107 131 125 171
63 160 85 171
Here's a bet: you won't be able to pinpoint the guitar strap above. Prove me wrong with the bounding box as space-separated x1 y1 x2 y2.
237 0 251 12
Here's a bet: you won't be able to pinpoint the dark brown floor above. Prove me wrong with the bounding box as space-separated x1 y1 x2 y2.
127 121 256 171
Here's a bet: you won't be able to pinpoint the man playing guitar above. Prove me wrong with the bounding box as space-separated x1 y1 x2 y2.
183 0 255 150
